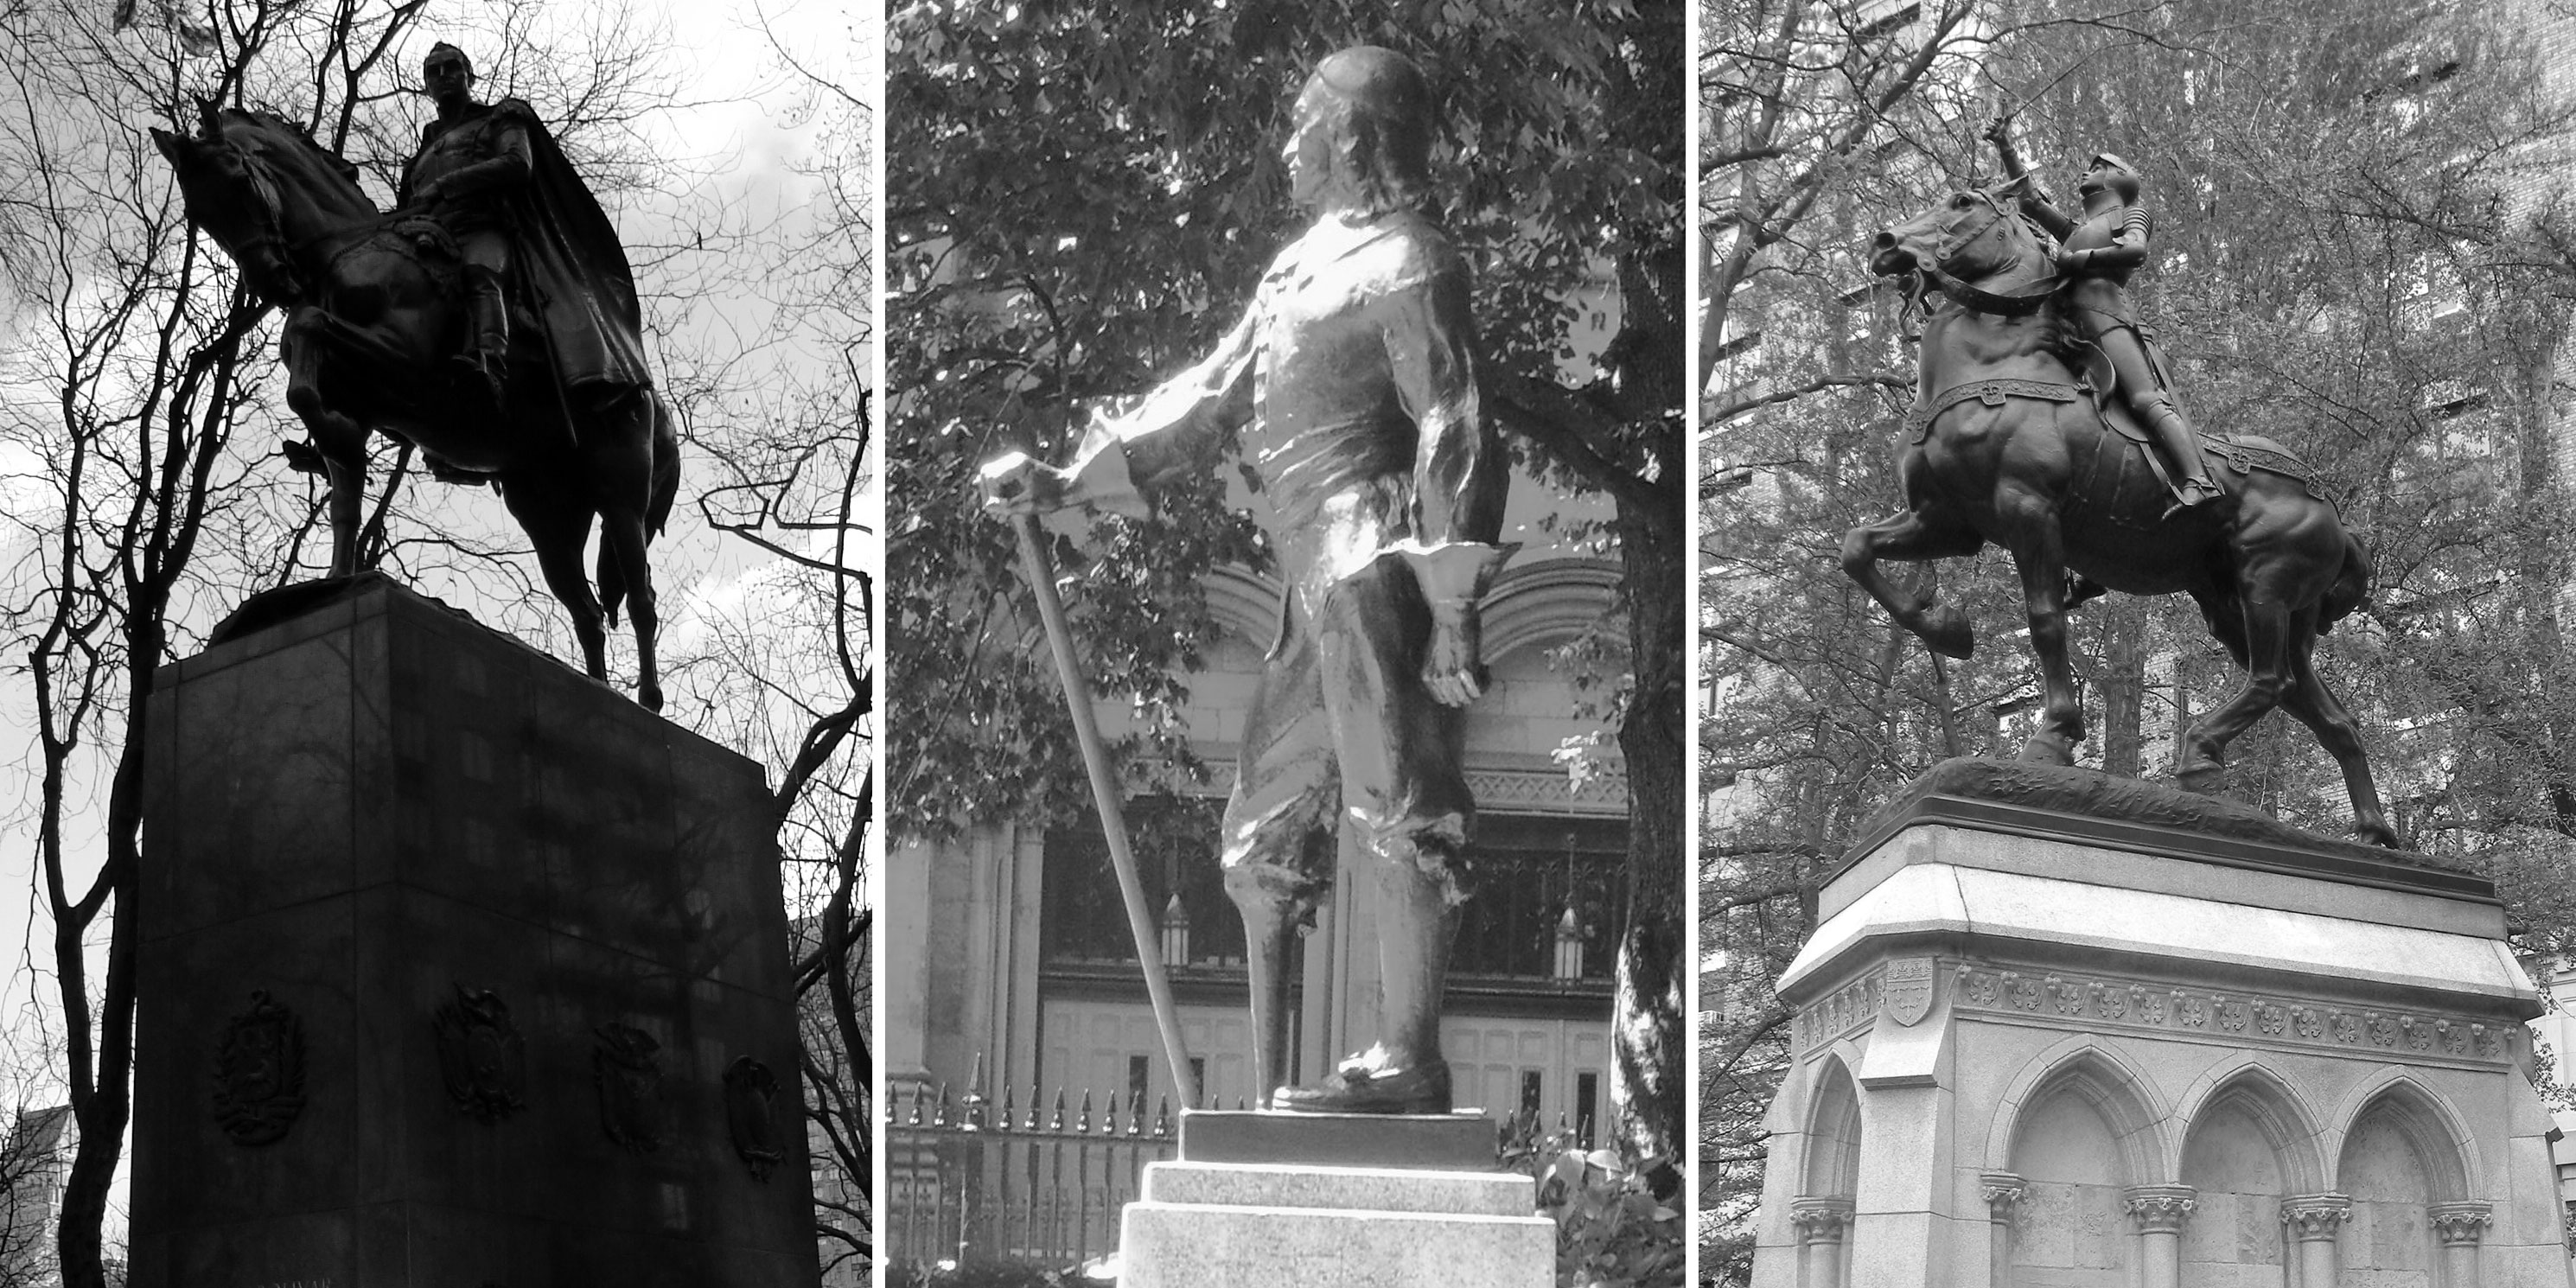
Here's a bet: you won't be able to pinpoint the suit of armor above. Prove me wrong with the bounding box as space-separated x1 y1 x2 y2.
1993 133 2219 509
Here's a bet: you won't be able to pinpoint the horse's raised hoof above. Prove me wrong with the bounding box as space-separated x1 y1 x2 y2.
2015 733 2077 767
2354 819 2401 850
638 682 665 715
1920 606 1974 660
2175 762 2223 795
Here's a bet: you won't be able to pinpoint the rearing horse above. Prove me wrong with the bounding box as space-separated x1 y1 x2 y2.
1846 183 2397 846
151 105 677 711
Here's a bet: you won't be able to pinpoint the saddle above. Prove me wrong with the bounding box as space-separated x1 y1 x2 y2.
2067 342 2335 506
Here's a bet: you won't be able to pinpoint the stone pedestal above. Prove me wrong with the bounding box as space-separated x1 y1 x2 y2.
1119 1112 1553 1288
130 576 819 1286
1750 759 2573 1288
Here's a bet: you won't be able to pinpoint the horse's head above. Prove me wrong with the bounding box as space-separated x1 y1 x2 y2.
151 108 371 307
1868 182 2044 288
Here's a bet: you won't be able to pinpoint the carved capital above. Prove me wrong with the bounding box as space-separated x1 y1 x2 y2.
1980 1170 2027 1220
2280 1194 2352 1240
2123 1184 2197 1234
1789 1196 1857 1244
2428 1201 2494 1246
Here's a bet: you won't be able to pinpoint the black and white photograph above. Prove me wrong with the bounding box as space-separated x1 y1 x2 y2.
1706 1 2576 1285
885 3 1685 1285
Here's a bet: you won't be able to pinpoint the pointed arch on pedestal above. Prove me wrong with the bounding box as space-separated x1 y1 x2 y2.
1802 1047 1865 1199
2171 1054 2330 1195
1983 1035 2176 1185
2324 1069 2480 1202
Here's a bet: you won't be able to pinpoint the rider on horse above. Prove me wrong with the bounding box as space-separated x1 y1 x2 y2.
399 42 652 420
1986 116 2220 513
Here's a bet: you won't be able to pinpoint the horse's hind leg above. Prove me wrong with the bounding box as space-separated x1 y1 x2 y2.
589 395 661 713
502 483 609 685
2176 592 2294 797
1839 508 1984 658
2276 618 2398 846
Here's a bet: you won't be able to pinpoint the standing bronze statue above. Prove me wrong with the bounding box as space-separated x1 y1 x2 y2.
985 46 1512 1113
1986 118 2218 512
152 46 678 711
1843 171 2397 847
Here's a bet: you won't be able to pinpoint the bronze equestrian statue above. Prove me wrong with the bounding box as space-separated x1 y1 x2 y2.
1845 163 2398 848
150 46 678 711
985 47 1512 1112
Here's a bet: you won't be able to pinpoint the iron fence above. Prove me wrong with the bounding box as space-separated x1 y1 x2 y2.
883 1069 1182 1271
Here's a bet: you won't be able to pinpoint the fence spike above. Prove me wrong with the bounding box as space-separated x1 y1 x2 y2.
1235 1095 1248 1112
1026 1083 1044 1131
1103 1090 1122 1136
1153 1094 1171 1138
1077 1090 1094 1135
1125 1092 1145 1136
997 1081 1016 1131
1049 1088 1068 1133
933 1081 952 1128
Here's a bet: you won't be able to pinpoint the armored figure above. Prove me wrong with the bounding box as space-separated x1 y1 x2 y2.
1987 117 2219 511
399 42 652 417
986 47 1509 1114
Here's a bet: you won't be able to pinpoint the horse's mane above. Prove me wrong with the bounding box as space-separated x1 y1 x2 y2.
214 106 362 188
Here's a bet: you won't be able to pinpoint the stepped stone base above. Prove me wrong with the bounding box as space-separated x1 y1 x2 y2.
1178 1108 1499 1170
1119 1160 1552 1288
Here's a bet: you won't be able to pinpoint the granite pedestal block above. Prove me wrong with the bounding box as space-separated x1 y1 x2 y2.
1118 1111 1551 1288
1750 759 2572 1288
130 576 819 1287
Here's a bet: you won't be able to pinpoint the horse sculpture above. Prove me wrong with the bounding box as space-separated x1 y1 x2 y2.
150 105 677 711
1846 182 2398 846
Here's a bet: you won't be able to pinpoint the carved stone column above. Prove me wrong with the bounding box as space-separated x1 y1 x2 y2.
1789 1196 1857 1288
1980 1172 2026 1286
2123 1184 2196 1288
2280 1194 2351 1288
2429 1201 2493 1288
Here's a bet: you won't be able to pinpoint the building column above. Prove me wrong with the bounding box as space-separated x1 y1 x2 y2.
1789 1196 1856 1288
1980 1171 2026 1287
2428 1201 2493 1288
2280 1194 2351 1288
2123 1184 2196 1288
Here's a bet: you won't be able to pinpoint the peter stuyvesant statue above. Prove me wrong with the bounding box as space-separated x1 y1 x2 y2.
986 46 1511 1114
151 43 678 709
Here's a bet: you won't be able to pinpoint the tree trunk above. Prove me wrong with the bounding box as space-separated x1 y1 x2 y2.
1612 483 1685 1184
2098 597 2147 779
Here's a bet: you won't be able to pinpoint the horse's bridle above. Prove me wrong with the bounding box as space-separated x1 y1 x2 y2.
1900 189 2060 328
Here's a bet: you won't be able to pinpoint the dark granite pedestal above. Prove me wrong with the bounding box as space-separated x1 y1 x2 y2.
131 577 819 1287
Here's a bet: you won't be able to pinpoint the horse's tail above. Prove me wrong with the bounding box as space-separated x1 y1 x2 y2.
2320 526 2373 633
601 392 680 628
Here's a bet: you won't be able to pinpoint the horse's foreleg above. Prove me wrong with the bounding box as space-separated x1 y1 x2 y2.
2177 595 2296 797
2276 621 2398 847
2005 520 2085 766
1840 509 1985 659
284 311 368 577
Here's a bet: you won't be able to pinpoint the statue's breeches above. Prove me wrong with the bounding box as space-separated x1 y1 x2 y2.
1219 557 1476 913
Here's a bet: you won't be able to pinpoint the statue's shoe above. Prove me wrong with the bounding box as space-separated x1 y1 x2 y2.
1270 1060 1451 1115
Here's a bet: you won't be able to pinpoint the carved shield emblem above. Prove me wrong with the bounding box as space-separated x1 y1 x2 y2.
1883 958 1935 1027
433 985 526 1124
593 1022 665 1154
214 990 306 1145
724 1055 785 1182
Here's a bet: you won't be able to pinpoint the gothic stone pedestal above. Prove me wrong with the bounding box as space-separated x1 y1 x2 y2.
1751 759 2572 1288
1119 1111 1553 1288
130 576 819 1286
